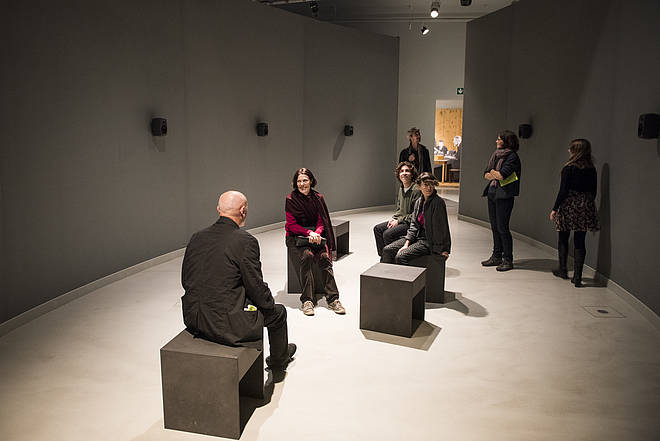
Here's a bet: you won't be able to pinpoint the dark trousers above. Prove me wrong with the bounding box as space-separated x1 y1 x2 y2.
487 194 515 260
263 304 289 363
382 237 431 265
289 243 339 304
558 230 586 250
373 221 409 257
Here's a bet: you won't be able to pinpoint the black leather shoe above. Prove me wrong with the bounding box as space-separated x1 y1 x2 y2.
266 343 297 370
496 259 514 271
481 255 503 266
552 268 569 279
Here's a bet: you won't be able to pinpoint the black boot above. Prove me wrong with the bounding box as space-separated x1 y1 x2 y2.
571 249 586 287
481 253 503 267
496 258 514 272
552 241 569 279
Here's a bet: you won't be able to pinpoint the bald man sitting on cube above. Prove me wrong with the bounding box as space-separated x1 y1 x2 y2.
181 191 296 376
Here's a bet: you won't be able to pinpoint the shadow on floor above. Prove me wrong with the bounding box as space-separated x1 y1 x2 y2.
273 288 303 309
360 321 441 351
425 293 489 317
334 251 353 261
445 267 461 278
570 276 606 288
513 258 557 272
274 288 337 310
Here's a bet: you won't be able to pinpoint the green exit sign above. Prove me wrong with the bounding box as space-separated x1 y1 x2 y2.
457 87 464 95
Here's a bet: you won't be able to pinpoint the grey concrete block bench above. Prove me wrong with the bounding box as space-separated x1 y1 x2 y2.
359 263 426 337
409 253 455 303
160 330 264 439
331 218 349 260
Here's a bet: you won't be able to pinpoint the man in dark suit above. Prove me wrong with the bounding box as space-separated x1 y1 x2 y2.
181 191 296 376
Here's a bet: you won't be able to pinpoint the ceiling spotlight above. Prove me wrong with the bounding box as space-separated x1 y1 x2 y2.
421 26 430 35
430 1 440 18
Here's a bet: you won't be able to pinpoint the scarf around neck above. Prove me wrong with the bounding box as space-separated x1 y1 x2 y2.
487 148 513 187
286 189 336 250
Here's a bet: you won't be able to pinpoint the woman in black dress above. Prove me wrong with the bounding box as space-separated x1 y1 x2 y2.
550 139 599 287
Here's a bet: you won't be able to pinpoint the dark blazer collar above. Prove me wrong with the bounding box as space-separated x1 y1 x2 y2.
216 216 239 228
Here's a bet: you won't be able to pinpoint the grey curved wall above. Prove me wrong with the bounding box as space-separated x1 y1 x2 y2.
460 0 660 314
0 0 398 324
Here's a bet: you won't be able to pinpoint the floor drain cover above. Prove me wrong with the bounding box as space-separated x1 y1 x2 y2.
582 306 625 318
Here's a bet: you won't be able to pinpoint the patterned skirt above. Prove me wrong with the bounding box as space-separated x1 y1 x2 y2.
554 190 599 232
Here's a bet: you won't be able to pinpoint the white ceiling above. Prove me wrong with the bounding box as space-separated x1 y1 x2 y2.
257 0 514 23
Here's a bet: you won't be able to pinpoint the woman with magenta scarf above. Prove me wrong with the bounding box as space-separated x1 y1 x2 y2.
285 168 345 316
481 130 522 272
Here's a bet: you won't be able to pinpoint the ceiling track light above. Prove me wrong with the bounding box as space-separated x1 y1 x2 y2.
421 25 430 35
430 1 440 18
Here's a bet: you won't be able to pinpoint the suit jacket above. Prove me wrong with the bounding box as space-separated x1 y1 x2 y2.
181 216 275 347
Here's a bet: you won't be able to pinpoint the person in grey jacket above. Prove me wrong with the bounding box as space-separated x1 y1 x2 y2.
382 173 451 265
373 161 422 259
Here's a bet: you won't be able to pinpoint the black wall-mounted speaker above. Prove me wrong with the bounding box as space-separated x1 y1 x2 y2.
638 113 660 139
518 124 532 139
460 0 472 5
256 122 268 137
344 125 354 136
151 118 167 136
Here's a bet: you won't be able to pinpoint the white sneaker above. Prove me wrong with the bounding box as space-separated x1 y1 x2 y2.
302 300 315 316
327 299 346 315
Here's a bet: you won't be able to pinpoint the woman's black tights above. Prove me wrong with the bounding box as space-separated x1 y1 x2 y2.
558 230 586 250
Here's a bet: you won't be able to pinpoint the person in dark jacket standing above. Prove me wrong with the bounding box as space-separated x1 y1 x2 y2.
550 139 599 287
182 191 296 375
481 130 522 271
382 173 451 264
399 127 432 175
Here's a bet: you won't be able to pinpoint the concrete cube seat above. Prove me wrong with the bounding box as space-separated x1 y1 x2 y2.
331 218 350 260
360 263 426 337
409 253 454 304
160 330 264 439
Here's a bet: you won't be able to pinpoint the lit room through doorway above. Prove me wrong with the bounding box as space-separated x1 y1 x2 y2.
434 100 462 203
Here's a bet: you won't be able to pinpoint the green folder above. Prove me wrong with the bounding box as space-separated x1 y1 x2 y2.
500 171 518 186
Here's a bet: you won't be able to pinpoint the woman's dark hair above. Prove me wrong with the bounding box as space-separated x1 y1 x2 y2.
416 172 438 187
566 139 594 169
292 168 317 189
395 161 418 183
497 130 520 152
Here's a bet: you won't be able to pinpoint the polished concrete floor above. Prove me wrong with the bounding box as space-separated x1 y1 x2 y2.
1 191 659 441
